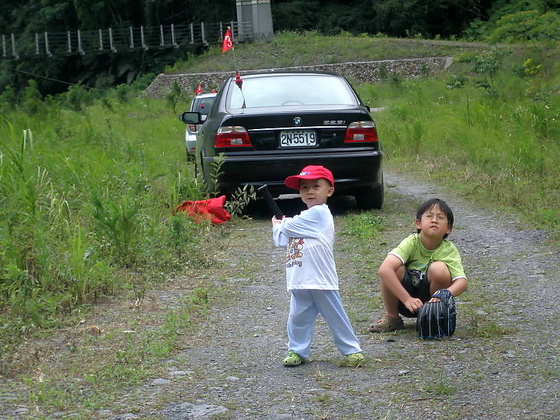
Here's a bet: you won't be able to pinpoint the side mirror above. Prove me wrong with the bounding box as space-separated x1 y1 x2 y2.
178 112 203 124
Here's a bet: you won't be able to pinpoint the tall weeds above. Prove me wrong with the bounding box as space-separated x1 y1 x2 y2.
1 35 558 348
359 46 559 233
0 83 209 342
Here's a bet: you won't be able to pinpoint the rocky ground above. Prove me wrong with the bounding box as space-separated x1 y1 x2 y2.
2 170 558 419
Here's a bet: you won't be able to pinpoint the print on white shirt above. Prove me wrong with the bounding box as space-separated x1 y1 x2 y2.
286 238 304 268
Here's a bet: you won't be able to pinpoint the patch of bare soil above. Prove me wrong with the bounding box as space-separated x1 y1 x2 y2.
1 170 558 419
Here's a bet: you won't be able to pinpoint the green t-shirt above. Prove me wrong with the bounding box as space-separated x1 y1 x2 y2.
389 233 466 281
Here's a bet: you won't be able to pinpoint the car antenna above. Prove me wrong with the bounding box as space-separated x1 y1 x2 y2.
221 27 245 109
235 71 246 109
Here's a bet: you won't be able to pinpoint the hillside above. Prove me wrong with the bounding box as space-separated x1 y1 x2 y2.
165 33 494 75
154 33 505 98
160 31 559 237
0 30 558 418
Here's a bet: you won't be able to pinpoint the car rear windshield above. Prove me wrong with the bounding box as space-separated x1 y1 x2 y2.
228 74 357 109
191 97 215 115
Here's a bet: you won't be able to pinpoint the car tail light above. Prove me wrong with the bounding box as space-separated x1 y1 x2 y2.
188 124 197 133
215 126 252 148
344 121 379 143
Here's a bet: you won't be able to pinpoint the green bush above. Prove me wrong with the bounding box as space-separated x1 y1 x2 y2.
0 86 208 336
360 47 559 233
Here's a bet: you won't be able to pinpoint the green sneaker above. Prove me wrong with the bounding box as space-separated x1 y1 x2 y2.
283 351 306 367
342 352 364 367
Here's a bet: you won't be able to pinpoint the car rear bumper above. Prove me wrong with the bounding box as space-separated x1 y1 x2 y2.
185 136 197 154
202 148 383 195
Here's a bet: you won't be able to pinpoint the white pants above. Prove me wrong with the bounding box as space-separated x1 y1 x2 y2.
287 289 362 359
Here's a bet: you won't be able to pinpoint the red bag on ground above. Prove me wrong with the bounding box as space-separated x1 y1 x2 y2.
175 195 231 224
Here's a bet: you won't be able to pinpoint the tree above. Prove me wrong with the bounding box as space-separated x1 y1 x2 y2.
487 9 560 43
272 0 322 32
0 0 235 96
371 0 491 38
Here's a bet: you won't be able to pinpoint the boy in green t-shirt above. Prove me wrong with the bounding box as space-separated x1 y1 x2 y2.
370 198 468 333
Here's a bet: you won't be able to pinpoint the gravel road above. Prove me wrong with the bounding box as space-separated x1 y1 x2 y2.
2 170 558 419
142 170 559 420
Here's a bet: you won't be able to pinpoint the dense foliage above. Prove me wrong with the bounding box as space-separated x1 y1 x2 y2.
0 82 213 342
0 0 559 96
359 46 559 230
272 0 491 37
0 0 236 96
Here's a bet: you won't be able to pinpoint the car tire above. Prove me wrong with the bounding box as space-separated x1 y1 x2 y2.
198 158 220 196
194 153 204 181
354 183 384 210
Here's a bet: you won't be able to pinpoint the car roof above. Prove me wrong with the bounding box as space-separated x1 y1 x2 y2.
231 70 343 79
193 92 217 99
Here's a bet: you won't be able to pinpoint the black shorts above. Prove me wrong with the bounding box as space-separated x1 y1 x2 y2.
398 268 431 318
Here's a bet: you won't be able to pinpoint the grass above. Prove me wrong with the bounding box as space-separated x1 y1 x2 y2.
356 47 559 238
170 32 559 238
166 31 488 75
424 380 457 396
0 83 216 358
0 31 558 417
7 281 229 414
340 212 385 240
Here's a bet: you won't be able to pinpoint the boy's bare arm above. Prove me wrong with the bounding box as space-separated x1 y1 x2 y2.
378 255 423 313
428 276 468 302
448 276 468 296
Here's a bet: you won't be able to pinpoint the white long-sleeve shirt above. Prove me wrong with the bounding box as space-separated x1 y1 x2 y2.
272 204 339 291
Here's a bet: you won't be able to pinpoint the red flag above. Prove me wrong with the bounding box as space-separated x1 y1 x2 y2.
194 83 202 94
222 27 234 53
235 72 243 89
175 195 232 225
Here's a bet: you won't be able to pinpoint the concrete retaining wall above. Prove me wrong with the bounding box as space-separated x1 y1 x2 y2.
146 56 453 98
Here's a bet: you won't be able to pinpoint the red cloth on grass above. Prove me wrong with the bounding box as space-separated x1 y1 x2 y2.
175 195 231 224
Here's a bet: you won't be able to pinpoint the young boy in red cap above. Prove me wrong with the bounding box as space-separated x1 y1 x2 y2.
272 165 364 367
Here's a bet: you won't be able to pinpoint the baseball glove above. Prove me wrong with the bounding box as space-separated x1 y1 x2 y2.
416 289 457 339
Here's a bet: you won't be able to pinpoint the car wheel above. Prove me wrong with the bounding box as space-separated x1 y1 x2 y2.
354 183 384 210
198 157 220 195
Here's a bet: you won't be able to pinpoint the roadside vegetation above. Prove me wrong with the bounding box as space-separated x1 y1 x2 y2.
0 30 558 415
165 31 480 74
358 45 559 231
171 31 559 233
0 80 212 349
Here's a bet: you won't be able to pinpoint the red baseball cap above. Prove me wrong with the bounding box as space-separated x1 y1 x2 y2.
284 165 335 190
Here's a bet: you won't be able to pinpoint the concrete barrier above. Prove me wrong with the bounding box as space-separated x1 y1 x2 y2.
146 56 453 98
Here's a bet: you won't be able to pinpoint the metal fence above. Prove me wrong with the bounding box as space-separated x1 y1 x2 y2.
1 21 253 59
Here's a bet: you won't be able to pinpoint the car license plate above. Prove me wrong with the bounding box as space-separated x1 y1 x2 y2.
279 130 317 147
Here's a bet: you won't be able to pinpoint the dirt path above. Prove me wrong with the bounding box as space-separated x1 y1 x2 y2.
2 170 558 419
135 170 559 420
